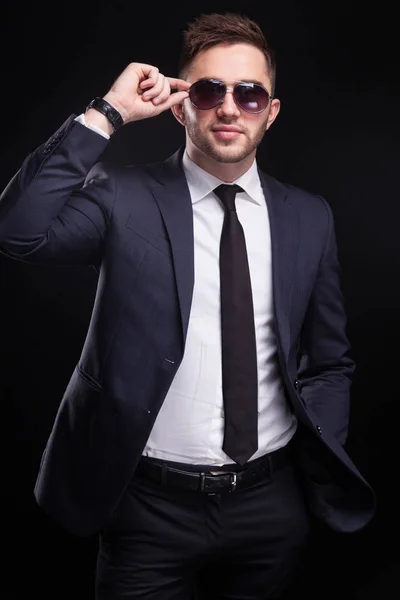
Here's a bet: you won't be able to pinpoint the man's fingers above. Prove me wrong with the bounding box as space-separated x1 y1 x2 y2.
151 78 172 105
143 74 166 100
138 66 161 91
161 90 190 110
140 65 159 83
106 64 190 122
140 76 190 102
167 77 192 91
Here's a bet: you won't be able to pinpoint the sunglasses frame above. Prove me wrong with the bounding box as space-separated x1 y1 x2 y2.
188 78 272 114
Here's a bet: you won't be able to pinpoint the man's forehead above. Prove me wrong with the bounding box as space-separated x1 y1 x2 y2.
187 44 270 83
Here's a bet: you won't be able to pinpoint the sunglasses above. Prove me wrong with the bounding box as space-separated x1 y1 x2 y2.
188 78 272 114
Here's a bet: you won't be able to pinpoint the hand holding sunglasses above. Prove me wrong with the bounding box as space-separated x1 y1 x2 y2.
188 78 272 114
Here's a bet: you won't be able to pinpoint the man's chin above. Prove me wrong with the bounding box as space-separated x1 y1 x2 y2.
211 146 248 163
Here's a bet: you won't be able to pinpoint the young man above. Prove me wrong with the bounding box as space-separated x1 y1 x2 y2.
0 11 375 600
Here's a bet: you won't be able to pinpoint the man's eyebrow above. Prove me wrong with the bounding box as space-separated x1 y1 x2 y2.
204 78 268 87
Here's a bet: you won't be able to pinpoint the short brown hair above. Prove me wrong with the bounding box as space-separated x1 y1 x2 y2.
178 12 276 95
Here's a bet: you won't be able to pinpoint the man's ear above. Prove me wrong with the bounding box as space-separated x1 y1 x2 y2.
171 102 186 126
265 98 281 131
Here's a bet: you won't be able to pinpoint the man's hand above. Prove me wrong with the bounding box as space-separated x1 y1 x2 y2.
85 62 191 133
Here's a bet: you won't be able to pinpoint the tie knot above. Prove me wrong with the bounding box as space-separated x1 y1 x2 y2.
214 184 243 211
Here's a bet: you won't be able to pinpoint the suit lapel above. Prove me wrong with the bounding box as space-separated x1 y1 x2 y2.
260 171 299 360
146 149 194 344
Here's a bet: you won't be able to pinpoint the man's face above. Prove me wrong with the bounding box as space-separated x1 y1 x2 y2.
175 43 280 165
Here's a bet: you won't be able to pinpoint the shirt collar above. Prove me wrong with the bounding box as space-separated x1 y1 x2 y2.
182 150 262 206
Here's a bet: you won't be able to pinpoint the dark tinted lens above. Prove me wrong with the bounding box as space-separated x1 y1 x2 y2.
235 83 270 113
189 80 226 109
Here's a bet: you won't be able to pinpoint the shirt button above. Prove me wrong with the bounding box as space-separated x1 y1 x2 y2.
220 409 224 418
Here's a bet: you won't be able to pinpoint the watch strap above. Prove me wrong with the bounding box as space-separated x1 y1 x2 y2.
86 97 124 131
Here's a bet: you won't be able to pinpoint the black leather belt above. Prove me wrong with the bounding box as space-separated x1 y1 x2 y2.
135 444 292 494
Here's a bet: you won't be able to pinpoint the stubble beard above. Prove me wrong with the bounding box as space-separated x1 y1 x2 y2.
186 119 268 164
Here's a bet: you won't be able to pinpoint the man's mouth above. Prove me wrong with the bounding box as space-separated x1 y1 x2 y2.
212 126 243 140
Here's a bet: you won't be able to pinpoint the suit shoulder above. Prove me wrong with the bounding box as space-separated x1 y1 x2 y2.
262 171 333 217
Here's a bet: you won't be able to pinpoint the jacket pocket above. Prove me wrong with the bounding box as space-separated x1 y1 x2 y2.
77 364 102 390
125 216 171 256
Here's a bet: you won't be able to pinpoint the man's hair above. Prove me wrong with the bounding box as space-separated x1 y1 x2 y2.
178 12 276 95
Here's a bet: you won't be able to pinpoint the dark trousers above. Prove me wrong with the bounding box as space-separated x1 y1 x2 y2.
95 453 310 599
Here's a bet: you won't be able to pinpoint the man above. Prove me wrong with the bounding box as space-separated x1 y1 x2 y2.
0 11 375 600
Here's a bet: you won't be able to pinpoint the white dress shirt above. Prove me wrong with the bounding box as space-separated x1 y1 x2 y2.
76 114 297 466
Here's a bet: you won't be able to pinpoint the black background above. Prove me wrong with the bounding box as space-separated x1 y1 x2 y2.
2 0 399 598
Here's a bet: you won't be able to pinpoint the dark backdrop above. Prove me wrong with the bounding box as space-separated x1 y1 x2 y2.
2 0 399 598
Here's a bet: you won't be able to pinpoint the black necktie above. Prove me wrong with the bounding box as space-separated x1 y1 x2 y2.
214 184 258 465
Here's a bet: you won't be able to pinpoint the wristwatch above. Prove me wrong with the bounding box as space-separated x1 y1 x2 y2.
86 97 124 131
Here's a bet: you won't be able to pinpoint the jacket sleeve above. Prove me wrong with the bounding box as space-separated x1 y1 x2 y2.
297 198 355 445
0 115 114 266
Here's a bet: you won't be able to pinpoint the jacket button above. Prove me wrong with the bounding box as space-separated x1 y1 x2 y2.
293 379 299 390
316 424 322 435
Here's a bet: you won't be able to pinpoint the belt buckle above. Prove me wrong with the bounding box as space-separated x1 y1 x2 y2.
228 472 237 492
199 471 237 493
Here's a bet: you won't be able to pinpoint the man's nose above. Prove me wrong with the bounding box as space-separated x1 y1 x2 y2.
216 89 241 118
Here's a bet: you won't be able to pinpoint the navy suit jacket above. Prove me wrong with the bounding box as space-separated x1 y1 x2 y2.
0 116 376 535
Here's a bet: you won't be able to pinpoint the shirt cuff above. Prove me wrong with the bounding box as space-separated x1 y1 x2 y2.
75 113 110 140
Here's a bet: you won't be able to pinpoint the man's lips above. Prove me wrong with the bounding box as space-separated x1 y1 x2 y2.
212 126 243 140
